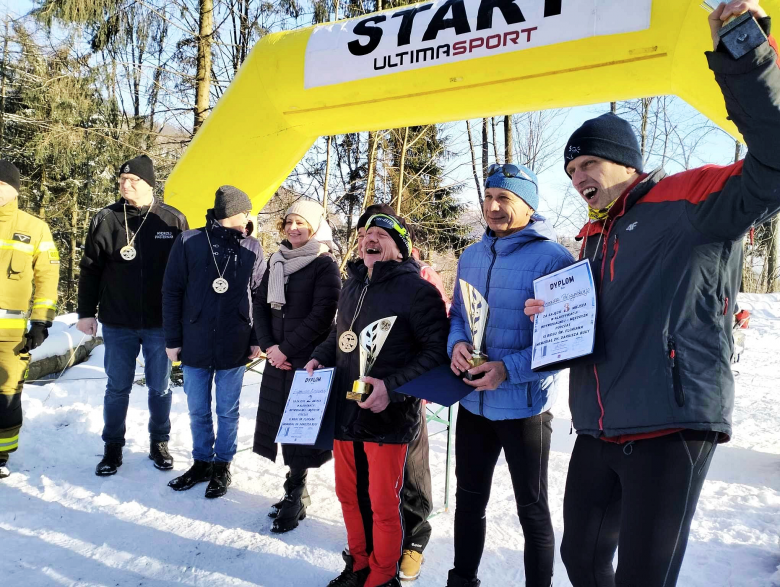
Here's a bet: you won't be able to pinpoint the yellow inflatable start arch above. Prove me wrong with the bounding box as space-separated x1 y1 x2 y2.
164 0 777 223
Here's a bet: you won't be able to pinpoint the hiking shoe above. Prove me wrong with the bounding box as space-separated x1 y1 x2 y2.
399 550 424 581
95 443 123 476
149 441 174 470
327 564 369 587
168 460 213 491
446 570 481 587
204 461 231 498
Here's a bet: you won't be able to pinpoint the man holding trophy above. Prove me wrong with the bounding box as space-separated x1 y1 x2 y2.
524 2 780 585
306 213 448 587
447 163 573 587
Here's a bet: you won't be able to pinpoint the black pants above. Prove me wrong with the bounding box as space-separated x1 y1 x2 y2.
561 431 718 587
453 407 554 586
402 409 433 553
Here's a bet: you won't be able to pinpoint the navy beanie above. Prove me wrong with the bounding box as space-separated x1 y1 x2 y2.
564 113 643 177
118 155 155 188
484 164 539 211
0 160 21 192
365 213 413 260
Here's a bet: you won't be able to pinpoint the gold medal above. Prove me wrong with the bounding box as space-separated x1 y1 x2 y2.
213 277 229 294
339 330 358 353
120 245 137 261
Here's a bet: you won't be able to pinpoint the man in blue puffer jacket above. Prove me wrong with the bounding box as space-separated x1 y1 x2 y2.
446 163 573 587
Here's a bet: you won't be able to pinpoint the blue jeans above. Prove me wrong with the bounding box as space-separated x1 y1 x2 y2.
102 325 172 446
182 366 244 463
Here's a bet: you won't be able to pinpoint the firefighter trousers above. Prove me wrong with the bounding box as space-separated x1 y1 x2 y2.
0 337 29 463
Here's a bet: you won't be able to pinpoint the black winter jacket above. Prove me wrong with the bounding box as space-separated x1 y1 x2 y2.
312 258 449 444
78 198 188 329
567 37 780 442
162 211 264 370
252 250 341 469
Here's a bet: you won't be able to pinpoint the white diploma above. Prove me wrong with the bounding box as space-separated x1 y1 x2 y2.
531 259 597 370
275 367 335 445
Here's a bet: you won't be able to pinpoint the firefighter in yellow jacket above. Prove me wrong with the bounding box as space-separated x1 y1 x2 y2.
0 160 59 479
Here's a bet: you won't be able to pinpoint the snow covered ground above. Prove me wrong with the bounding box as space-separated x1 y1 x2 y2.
1 294 779 586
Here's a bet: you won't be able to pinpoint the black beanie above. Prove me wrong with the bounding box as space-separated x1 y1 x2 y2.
564 113 643 177
0 160 21 192
213 185 252 220
119 155 155 188
357 203 395 230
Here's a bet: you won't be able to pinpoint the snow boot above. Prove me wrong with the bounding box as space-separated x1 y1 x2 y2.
271 468 310 533
168 460 213 491
446 570 481 587
374 577 401 587
399 550 424 581
95 443 123 476
204 461 231 498
268 469 312 519
327 554 370 587
0 459 9 479
149 441 174 470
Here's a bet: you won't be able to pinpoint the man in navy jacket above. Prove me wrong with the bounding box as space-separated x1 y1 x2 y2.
163 186 264 498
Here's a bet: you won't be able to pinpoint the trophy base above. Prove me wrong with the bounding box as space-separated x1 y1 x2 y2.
347 380 372 402
719 12 767 60
460 354 488 381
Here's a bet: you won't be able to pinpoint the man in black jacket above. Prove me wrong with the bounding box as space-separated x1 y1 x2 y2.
307 213 448 587
162 186 264 498
526 2 780 585
77 155 188 477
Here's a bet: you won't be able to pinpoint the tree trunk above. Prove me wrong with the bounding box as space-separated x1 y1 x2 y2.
491 117 499 162
396 127 409 215
67 191 78 312
194 0 214 133
0 20 8 149
767 216 779 293
481 118 489 182
466 120 484 208
610 101 617 113
323 135 331 213
504 114 512 163
364 131 378 206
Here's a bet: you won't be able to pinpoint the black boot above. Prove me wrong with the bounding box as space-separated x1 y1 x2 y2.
0 458 9 479
149 441 174 470
168 460 213 491
446 570 481 587
374 578 401 587
204 461 231 498
327 554 370 587
271 468 310 533
95 443 123 476
268 469 312 518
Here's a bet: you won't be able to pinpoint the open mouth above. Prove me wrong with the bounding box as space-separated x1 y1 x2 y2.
365 247 381 255
582 187 598 201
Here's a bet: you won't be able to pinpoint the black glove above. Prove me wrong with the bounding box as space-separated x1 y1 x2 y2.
26 322 49 351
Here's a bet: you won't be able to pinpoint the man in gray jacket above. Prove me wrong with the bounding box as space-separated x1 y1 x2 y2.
526 1 780 585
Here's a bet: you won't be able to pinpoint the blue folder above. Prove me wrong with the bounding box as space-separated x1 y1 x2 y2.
395 363 474 407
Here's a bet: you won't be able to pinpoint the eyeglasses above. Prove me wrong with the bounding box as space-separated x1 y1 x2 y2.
486 163 537 188
118 176 142 186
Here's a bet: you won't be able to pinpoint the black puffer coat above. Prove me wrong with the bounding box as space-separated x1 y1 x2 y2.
252 250 341 469
312 258 449 445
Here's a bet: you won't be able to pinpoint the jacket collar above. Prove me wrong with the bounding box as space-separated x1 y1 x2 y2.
350 256 419 285
0 197 18 221
481 214 556 255
205 209 247 242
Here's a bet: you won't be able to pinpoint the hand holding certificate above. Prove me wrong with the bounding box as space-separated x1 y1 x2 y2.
275 368 335 445
530 259 597 370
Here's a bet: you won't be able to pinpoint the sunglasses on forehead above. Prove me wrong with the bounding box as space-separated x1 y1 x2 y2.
486 163 538 187
367 213 409 237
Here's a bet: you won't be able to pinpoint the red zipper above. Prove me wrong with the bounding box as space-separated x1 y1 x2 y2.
723 297 729 316
593 364 605 431
610 235 620 281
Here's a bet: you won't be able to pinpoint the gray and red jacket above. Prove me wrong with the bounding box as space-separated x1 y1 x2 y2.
568 34 780 443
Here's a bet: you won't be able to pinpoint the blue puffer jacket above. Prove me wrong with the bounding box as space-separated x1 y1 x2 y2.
448 216 574 420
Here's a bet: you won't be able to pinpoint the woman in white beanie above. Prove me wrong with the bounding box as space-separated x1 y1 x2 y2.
252 200 341 533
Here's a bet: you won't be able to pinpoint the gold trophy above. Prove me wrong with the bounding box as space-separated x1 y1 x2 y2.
459 279 489 381
701 0 767 60
346 316 398 401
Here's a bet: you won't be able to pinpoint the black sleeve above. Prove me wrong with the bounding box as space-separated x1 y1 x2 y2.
162 234 187 348
253 261 275 352
384 281 450 399
278 257 342 358
76 213 105 319
311 325 338 367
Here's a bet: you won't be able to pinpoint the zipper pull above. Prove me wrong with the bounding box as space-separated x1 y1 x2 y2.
668 339 676 367
569 419 573 435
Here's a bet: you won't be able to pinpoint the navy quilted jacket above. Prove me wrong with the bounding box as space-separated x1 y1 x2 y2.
448 217 574 420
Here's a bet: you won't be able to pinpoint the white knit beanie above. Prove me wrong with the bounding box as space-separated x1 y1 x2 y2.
285 200 325 233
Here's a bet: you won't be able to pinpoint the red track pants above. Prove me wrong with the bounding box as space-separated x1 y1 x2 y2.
334 439 409 587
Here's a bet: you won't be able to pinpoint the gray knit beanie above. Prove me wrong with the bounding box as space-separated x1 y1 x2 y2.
214 185 252 220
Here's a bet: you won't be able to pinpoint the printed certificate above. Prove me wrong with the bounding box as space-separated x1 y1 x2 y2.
275 368 335 445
